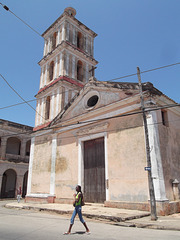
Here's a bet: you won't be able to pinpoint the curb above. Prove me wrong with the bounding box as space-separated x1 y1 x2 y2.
5 204 149 222
5 204 180 231
113 221 180 231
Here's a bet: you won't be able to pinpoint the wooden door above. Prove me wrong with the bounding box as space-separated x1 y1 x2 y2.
84 137 105 203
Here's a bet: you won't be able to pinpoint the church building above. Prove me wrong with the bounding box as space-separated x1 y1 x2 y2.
26 7 180 215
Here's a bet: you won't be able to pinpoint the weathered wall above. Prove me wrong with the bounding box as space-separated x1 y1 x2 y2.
157 109 180 201
55 131 78 199
31 135 52 193
107 114 149 202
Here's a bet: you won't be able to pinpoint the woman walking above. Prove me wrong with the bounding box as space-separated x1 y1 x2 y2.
64 185 90 235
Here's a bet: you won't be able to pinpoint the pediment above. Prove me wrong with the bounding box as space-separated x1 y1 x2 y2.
50 80 141 126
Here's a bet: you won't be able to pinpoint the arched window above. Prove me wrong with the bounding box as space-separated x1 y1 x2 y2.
45 96 51 120
49 61 54 81
77 60 83 82
52 32 57 51
26 140 31 156
77 32 83 50
6 137 21 155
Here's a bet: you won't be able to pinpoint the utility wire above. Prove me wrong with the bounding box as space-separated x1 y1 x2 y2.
1 113 180 141
107 62 180 82
0 73 45 120
1 101 180 139
1 59 180 111
0 2 42 38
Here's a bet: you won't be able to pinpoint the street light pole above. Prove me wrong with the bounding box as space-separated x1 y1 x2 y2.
137 66 157 221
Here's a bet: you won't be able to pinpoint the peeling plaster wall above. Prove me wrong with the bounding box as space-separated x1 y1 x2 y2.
31 135 52 193
55 132 78 199
157 109 180 201
107 115 149 202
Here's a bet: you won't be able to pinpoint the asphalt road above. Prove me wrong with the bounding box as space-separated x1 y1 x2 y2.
0 200 180 240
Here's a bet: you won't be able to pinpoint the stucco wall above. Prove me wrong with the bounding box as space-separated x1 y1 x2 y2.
157 109 180 201
107 115 149 202
31 135 52 193
55 132 78 199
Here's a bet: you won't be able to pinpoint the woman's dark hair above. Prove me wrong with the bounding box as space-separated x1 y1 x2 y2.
77 185 81 192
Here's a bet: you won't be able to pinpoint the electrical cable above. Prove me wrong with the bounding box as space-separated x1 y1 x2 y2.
107 62 180 82
0 2 42 38
0 73 45 120
1 115 180 144
1 101 179 139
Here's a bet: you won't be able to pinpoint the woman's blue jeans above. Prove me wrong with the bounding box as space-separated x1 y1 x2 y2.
70 205 85 225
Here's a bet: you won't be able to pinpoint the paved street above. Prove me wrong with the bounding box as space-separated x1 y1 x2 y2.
0 200 180 240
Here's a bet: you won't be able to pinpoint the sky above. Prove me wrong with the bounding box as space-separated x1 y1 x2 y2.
0 0 180 127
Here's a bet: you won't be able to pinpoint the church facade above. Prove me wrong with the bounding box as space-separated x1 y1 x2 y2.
26 8 180 215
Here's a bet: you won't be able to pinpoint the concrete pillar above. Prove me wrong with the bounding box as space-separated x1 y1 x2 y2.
44 64 48 86
72 55 75 79
66 53 69 76
86 63 89 82
147 110 168 201
65 89 68 106
48 37 51 53
56 87 60 116
172 179 180 200
20 139 26 158
50 91 55 120
66 22 70 41
27 137 35 195
62 22 65 41
59 52 63 76
40 66 44 88
43 40 47 56
62 52 65 76
58 27 61 45
1 137 7 159
35 100 40 126
40 97 45 125
72 26 76 45
54 56 58 79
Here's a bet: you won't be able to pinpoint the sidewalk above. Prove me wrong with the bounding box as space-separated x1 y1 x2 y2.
5 201 180 231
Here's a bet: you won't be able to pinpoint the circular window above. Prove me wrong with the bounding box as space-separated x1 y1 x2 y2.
87 95 99 107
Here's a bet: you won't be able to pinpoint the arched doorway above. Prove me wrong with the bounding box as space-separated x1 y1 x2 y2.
1 169 17 198
22 171 28 198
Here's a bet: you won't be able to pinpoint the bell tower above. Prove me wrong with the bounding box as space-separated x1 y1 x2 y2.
34 7 98 130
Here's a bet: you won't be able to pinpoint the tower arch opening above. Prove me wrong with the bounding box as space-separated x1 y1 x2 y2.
52 32 57 51
49 61 54 82
45 96 51 120
77 60 83 82
77 32 84 50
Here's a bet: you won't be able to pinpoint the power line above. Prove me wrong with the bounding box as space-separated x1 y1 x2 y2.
1 101 180 141
41 102 180 132
107 62 180 82
1 114 180 144
0 73 45 120
0 86 80 110
0 2 42 38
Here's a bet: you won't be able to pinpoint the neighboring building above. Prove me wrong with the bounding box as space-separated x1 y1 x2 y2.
0 119 33 198
26 7 180 215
